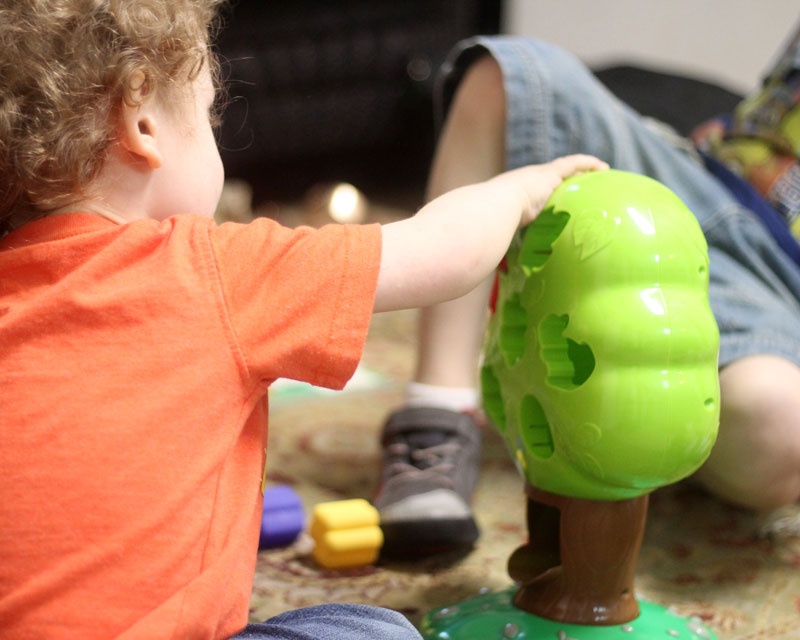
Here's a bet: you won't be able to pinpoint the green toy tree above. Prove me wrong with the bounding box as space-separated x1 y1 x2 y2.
423 170 720 639
483 169 719 501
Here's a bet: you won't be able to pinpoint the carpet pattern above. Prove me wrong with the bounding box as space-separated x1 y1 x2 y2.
250 309 800 639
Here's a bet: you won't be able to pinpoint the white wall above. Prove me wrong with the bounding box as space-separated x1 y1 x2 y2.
503 0 799 94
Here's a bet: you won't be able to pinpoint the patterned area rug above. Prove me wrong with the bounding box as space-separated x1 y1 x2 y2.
251 309 800 639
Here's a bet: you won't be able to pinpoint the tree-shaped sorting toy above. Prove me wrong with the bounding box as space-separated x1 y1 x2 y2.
421 170 720 639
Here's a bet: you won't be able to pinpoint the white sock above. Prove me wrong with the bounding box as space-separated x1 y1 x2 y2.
404 381 479 413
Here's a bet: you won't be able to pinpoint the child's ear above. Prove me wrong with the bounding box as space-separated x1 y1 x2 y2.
118 71 163 170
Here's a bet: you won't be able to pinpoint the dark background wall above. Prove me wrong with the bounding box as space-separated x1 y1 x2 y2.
214 1 744 210
215 1 502 206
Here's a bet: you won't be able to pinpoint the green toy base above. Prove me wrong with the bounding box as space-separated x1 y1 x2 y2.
420 588 717 640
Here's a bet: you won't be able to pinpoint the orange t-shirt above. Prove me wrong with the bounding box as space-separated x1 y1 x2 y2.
0 213 381 639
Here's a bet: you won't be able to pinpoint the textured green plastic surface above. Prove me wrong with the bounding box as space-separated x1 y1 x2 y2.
420 588 718 639
481 170 720 500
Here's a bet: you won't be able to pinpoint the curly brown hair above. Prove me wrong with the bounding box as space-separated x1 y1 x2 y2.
0 0 226 234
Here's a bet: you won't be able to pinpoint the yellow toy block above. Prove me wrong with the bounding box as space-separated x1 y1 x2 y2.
310 499 383 569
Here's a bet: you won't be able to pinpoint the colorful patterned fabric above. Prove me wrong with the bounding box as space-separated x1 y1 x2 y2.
693 25 800 243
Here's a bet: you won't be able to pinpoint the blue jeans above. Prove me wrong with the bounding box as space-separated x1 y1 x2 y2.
439 36 800 369
231 604 423 640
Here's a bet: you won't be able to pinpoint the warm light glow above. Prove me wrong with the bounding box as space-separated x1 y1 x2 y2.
329 183 363 223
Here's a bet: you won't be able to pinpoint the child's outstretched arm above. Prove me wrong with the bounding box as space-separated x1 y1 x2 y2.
373 154 608 312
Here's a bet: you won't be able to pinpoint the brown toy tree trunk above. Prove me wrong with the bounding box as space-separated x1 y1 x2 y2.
507 484 648 625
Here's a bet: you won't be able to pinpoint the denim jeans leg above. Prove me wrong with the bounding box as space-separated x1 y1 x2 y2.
231 604 423 640
438 36 800 369
438 36 736 223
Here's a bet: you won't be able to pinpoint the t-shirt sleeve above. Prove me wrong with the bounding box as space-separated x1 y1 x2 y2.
207 218 382 389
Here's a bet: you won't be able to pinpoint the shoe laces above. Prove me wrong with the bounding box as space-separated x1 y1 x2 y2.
385 439 461 489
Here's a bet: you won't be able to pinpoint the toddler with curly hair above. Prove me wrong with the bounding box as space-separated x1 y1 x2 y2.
0 2 605 638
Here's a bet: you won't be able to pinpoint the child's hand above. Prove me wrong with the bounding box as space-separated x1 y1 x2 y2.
375 154 607 312
491 155 609 226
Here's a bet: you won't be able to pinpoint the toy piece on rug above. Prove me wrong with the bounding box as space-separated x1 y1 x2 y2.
309 499 383 569
422 170 720 639
259 488 384 568
259 485 305 549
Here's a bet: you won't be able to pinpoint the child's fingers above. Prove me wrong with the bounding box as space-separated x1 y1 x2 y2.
510 155 610 227
549 154 609 177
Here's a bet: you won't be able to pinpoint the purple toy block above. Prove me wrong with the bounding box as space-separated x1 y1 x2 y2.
259 485 304 549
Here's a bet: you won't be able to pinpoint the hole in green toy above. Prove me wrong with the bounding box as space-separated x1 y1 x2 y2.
520 394 554 459
704 397 715 410
518 206 570 274
499 293 527 366
539 314 595 390
481 366 506 432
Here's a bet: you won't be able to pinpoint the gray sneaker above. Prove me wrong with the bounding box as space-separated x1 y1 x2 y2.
373 406 481 558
